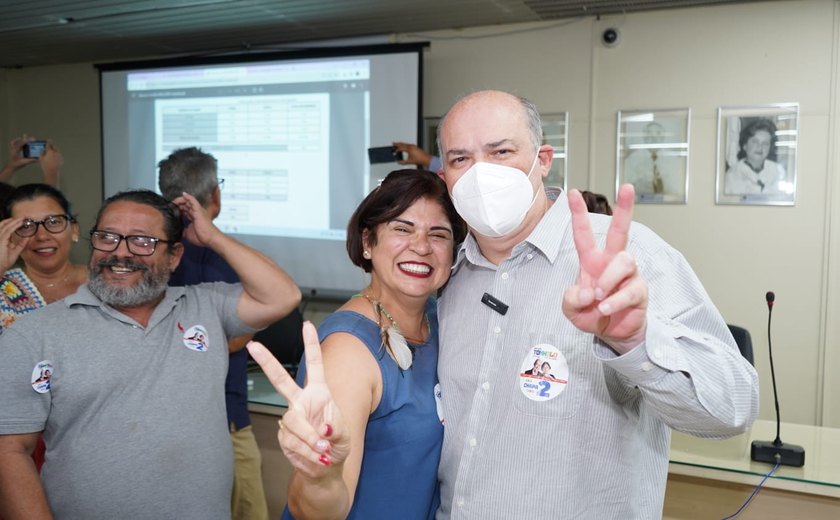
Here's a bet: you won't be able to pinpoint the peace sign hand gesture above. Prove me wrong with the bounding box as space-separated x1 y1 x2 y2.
562 184 648 355
246 322 350 480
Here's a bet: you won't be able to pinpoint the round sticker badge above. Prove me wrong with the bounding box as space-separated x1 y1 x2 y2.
519 344 569 402
31 360 54 394
183 325 210 352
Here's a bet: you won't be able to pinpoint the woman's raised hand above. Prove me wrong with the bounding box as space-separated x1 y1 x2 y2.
246 321 351 479
0 218 28 273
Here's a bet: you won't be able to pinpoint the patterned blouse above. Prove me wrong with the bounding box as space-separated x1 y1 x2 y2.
0 268 46 335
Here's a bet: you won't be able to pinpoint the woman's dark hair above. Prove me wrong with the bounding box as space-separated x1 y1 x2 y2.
2 183 75 220
737 118 779 162
93 189 183 244
580 191 613 216
347 169 467 273
0 183 17 212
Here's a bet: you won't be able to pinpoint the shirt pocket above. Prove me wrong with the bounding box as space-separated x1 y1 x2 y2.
511 332 595 420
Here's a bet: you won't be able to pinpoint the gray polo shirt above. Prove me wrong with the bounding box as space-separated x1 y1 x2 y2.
0 282 255 519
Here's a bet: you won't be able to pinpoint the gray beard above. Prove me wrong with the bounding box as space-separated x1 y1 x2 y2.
87 257 171 308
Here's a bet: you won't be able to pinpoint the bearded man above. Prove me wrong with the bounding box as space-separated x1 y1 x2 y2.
0 189 301 519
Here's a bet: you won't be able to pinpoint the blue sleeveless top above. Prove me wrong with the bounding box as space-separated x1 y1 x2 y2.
282 299 442 520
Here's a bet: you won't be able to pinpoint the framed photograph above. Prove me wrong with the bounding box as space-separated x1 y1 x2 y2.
716 104 798 205
542 113 568 191
616 108 690 204
422 117 441 160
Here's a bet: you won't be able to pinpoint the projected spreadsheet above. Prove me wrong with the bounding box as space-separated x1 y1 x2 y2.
154 93 333 238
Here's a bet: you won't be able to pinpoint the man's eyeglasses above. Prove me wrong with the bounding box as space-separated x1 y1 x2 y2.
217 178 225 190
89 230 172 256
15 214 73 238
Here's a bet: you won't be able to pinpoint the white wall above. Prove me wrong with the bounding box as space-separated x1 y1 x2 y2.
414 0 840 427
1 0 838 425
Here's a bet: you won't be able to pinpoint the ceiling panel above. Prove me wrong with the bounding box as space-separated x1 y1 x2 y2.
0 0 758 68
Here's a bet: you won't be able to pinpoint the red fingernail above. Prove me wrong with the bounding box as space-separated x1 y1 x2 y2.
319 454 332 466
324 424 333 437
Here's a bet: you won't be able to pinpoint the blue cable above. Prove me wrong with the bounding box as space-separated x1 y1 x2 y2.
720 460 782 519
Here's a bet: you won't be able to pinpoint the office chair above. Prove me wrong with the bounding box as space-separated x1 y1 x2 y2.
726 324 754 366
251 309 305 376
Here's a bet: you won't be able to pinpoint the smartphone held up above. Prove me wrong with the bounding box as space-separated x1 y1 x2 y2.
22 140 48 159
368 146 406 164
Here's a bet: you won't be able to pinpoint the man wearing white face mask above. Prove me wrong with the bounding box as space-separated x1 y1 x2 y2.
449 144 541 237
434 90 758 519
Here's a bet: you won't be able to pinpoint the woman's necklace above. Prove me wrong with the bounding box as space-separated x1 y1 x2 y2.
29 270 71 289
42 274 70 289
26 266 82 305
358 293 429 370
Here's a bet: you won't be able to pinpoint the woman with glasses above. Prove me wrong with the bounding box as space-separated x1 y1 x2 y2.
0 184 87 322
248 170 466 520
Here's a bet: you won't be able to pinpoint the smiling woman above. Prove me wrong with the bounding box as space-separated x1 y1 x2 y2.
247 169 467 520
0 184 87 327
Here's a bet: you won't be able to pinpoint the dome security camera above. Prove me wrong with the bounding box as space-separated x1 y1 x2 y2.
602 28 621 47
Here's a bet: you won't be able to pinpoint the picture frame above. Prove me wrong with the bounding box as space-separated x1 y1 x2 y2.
542 112 568 191
715 104 798 206
616 108 690 204
422 117 441 161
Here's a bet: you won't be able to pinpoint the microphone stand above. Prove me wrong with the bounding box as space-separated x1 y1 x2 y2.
750 291 805 467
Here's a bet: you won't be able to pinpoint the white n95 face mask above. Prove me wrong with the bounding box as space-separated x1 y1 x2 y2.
450 149 540 237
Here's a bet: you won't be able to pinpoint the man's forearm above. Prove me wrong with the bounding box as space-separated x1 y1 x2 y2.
0 452 53 519
207 232 301 326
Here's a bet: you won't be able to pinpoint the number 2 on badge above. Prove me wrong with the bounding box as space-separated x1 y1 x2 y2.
538 380 551 397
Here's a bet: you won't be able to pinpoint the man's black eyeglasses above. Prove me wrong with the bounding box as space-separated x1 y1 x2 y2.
89 230 172 256
15 214 73 238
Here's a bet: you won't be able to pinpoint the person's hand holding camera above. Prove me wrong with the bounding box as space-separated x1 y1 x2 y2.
0 136 61 187
0 136 39 183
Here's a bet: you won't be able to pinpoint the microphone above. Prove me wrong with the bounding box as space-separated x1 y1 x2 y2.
481 293 508 315
750 290 805 466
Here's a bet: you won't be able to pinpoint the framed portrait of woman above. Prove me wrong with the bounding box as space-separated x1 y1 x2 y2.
616 108 690 204
716 104 798 206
